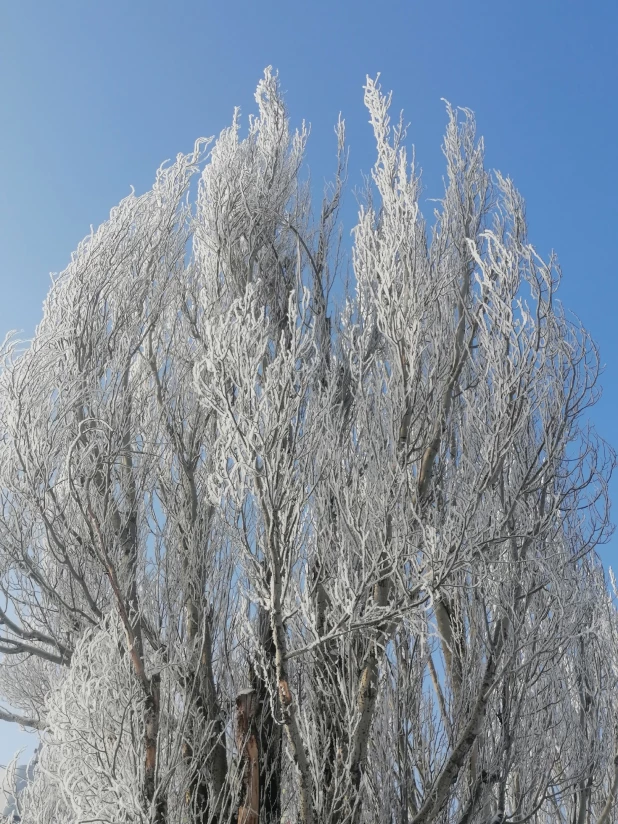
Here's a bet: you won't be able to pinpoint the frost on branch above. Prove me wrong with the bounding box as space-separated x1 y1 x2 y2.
17 614 148 824
0 70 616 824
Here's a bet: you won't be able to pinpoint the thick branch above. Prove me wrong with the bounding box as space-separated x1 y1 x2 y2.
411 649 500 824
0 706 45 731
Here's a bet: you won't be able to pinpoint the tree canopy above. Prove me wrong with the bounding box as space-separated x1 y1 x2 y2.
0 69 615 824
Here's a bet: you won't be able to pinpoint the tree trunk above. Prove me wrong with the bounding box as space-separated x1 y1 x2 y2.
183 597 228 824
269 563 315 824
236 688 260 824
251 606 282 824
144 673 167 824
182 729 210 824
311 554 346 824
348 540 393 815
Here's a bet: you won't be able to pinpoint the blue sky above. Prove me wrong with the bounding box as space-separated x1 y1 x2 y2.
1 0 617 765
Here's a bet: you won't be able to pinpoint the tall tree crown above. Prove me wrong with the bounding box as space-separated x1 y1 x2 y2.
0 69 615 824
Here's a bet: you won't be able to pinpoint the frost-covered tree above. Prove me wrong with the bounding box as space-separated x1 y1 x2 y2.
0 69 615 824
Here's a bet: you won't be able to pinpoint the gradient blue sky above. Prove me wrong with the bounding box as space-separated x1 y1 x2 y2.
1 0 617 765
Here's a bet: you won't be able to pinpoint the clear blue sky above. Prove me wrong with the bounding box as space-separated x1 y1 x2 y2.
1 0 617 765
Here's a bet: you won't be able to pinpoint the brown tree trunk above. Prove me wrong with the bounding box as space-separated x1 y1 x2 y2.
236 688 260 824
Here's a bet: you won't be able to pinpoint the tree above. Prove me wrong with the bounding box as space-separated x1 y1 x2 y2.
0 68 615 824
